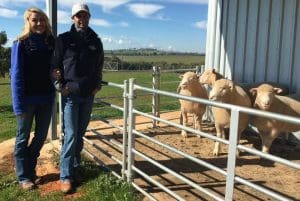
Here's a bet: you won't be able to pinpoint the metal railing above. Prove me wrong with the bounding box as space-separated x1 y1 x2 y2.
71 78 300 201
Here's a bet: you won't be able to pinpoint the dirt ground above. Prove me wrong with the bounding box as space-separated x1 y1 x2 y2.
85 111 300 201
1 111 300 200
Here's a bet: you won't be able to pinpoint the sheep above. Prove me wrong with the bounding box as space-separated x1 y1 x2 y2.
209 79 252 156
249 84 300 153
199 68 224 86
178 72 208 137
199 69 289 104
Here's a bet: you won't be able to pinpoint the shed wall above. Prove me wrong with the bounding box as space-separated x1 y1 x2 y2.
205 0 300 93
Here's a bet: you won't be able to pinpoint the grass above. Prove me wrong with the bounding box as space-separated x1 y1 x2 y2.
111 54 205 65
0 71 182 142
0 70 184 201
0 154 139 201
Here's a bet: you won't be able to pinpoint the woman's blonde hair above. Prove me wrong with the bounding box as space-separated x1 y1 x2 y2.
18 7 52 40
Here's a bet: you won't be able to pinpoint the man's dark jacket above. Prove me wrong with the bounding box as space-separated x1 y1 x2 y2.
51 24 104 97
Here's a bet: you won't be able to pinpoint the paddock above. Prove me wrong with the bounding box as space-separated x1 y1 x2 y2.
69 79 300 201
82 111 300 201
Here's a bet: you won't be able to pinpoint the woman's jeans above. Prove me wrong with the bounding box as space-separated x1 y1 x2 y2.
14 103 53 183
60 94 94 181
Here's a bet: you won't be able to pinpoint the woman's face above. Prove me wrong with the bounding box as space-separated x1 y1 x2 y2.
28 12 46 34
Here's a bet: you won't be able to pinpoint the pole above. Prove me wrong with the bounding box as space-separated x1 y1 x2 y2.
46 0 58 140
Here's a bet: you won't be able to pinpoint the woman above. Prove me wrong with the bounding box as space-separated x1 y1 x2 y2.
11 7 55 190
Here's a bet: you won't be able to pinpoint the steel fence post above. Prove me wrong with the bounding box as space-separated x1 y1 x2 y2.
127 78 136 183
152 66 160 128
225 108 239 200
122 80 129 180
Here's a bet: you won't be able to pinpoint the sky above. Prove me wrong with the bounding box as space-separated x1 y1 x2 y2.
0 0 208 53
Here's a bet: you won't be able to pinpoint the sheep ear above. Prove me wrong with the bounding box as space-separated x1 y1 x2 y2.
250 88 257 96
179 74 183 79
273 88 283 94
212 68 215 73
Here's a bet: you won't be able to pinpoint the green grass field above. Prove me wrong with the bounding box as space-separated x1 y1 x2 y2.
0 70 183 201
114 54 205 65
0 71 182 142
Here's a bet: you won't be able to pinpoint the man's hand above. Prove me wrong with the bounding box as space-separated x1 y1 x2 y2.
61 86 70 96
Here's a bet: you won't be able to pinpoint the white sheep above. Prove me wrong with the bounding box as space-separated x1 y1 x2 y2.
178 72 208 137
209 79 251 156
249 84 300 153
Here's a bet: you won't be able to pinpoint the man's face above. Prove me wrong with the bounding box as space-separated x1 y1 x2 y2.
72 11 90 29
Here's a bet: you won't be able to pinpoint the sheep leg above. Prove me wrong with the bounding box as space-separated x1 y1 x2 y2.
194 114 201 138
181 111 188 138
260 130 279 153
213 124 223 156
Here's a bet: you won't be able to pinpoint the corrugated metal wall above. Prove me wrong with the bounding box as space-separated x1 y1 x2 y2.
205 0 300 93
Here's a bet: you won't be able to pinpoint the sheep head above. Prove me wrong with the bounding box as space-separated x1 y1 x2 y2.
250 84 283 110
209 79 234 102
199 68 223 86
179 72 199 90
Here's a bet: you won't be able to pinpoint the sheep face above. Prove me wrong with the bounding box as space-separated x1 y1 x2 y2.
209 79 234 102
250 84 283 110
199 69 215 85
179 72 199 90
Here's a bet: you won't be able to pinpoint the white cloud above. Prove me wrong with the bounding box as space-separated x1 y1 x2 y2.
0 0 40 7
148 43 155 48
58 0 130 13
127 3 164 19
119 21 129 27
102 36 113 43
58 10 71 24
167 45 173 51
89 0 131 12
90 18 111 27
102 35 131 47
0 7 18 18
194 20 207 30
153 0 208 4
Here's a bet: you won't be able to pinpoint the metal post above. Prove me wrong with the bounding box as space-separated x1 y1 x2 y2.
195 65 201 75
122 80 129 180
152 66 160 128
225 109 239 200
127 78 136 183
46 0 58 140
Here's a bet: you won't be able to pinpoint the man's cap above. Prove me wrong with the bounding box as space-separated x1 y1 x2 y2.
72 3 90 17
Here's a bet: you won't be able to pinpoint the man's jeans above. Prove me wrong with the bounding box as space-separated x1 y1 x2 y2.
14 103 53 183
60 94 94 181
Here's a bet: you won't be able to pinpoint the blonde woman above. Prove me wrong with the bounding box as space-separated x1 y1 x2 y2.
11 7 55 190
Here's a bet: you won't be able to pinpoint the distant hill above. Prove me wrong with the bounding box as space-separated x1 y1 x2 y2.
104 48 204 56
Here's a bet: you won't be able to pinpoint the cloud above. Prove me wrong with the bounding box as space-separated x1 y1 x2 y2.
119 21 129 27
154 0 208 4
194 20 207 30
102 35 131 46
0 7 18 18
57 10 71 24
127 3 164 19
89 0 131 12
0 0 40 7
58 0 130 12
90 18 111 27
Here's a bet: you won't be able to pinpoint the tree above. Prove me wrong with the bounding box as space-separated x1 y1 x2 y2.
0 31 7 47
0 31 10 77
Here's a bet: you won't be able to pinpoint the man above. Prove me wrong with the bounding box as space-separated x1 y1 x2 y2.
51 3 104 193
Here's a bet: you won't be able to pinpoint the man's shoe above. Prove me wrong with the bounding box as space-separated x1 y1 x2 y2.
60 180 72 193
20 181 35 190
32 176 42 185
